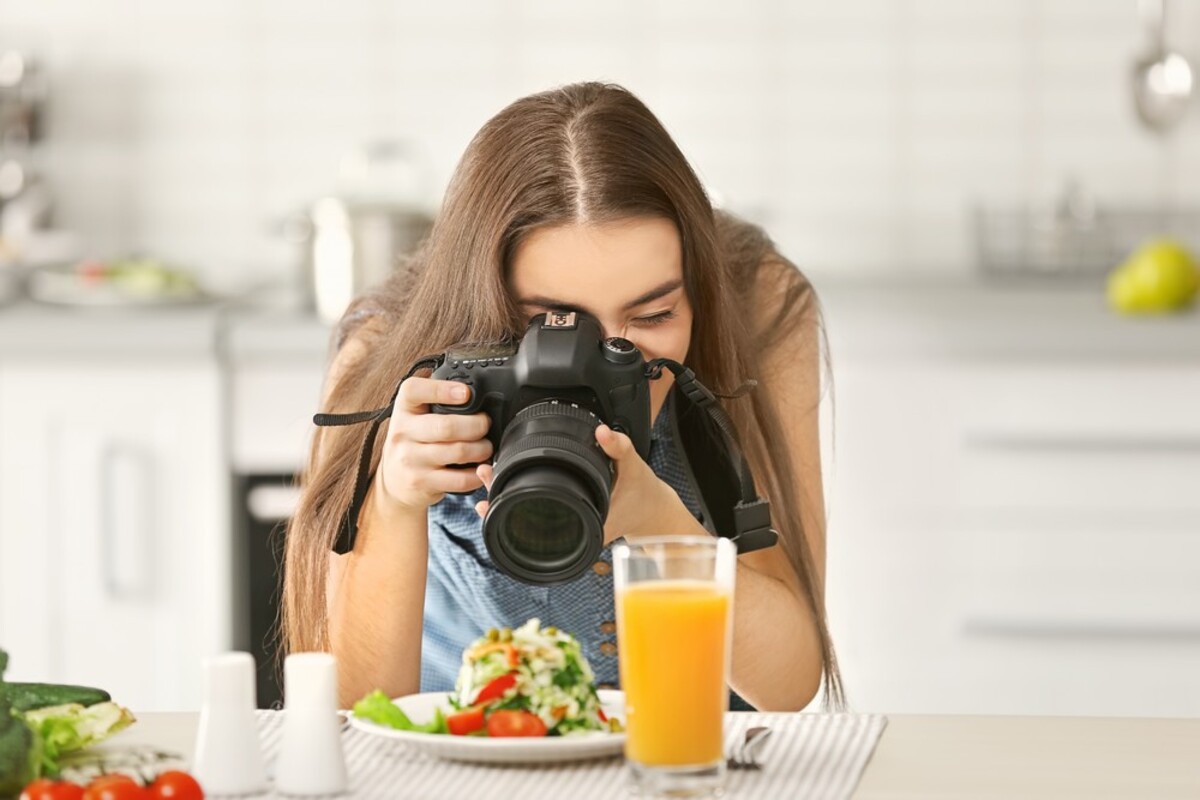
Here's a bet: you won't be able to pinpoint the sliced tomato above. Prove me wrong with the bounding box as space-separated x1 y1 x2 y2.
473 672 518 705
486 709 548 737
446 705 486 736
597 707 608 723
507 644 520 668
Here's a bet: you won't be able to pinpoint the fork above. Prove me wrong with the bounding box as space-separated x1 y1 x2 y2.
726 726 771 770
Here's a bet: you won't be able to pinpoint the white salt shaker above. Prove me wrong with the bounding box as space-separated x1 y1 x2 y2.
192 652 269 796
274 652 348 796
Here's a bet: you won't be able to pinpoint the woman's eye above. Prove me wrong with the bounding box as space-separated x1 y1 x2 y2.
632 310 677 327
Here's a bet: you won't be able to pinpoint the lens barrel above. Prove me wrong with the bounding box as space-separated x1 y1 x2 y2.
483 400 614 584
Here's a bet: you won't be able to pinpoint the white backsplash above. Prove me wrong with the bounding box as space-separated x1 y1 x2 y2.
4 0 1200 283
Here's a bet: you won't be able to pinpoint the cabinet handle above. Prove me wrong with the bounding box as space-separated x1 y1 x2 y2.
100 443 155 602
247 484 302 523
962 618 1200 643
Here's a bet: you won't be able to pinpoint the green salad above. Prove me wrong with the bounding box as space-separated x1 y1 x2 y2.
354 619 620 738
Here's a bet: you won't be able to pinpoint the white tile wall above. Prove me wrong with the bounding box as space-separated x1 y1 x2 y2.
3 0 1199 284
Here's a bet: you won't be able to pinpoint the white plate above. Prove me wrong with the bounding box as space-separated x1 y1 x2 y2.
348 690 626 764
28 264 212 308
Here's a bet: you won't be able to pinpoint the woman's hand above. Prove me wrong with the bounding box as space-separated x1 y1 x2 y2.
473 423 682 544
374 377 493 514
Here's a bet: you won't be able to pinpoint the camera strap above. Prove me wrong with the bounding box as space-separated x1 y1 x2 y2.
313 356 443 555
645 359 779 556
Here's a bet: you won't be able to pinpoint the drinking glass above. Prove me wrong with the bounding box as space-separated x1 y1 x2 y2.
613 535 736 798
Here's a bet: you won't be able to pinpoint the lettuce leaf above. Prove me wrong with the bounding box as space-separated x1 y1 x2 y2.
352 690 447 734
24 702 135 775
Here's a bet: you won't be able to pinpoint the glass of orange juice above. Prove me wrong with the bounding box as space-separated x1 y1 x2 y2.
613 535 736 798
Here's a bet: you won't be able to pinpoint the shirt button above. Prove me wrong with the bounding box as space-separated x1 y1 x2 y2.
597 682 617 690
599 621 617 635
599 641 618 656
592 561 612 576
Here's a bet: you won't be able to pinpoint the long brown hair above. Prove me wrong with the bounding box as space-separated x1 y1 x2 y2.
283 82 844 709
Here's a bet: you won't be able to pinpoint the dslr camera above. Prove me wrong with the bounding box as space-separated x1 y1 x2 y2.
430 310 652 585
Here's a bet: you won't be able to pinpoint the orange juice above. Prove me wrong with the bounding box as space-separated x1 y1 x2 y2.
616 579 731 766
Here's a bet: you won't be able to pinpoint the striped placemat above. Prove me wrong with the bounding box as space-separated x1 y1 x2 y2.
234 710 887 799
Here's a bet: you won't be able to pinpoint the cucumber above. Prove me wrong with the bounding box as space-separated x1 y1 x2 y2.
5 682 111 713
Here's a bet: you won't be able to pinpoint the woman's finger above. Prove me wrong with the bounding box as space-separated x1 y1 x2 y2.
475 499 490 518
423 467 485 494
418 439 493 468
477 462 495 491
405 411 491 443
398 376 472 413
595 424 634 461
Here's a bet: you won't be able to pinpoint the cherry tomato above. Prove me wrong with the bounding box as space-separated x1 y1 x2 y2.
486 709 548 737
83 775 147 800
77 261 108 284
147 771 204 800
50 784 85 800
446 705 485 736
473 673 518 705
21 780 82 800
47 784 84 800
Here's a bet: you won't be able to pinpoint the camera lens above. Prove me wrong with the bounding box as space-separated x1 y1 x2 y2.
484 401 613 584
493 467 589 565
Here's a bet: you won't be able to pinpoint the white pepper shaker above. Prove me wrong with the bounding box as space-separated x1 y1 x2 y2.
192 652 268 796
274 652 348 796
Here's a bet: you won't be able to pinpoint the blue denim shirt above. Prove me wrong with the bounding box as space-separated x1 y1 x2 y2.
421 396 735 698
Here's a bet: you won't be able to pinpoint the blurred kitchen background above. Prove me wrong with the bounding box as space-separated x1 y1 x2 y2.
0 0 1198 716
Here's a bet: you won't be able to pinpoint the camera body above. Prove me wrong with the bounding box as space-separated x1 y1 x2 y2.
429 310 652 459
428 310 653 584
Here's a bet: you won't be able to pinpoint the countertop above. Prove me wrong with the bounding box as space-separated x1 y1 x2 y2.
818 277 1200 361
106 712 1200 798
0 297 334 362
0 299 225 359
0 277 1198 362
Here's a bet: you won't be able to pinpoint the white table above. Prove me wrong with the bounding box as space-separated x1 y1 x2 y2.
107 713 1200 798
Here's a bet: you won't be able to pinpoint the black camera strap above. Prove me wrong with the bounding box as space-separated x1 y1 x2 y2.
644 359 779 556
313 356 442 555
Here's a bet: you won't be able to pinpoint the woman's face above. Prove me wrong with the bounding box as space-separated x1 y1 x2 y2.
509 216 693 423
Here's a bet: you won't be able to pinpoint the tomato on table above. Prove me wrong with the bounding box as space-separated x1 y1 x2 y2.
446 705 486 736
21 780 84 800
82 775 147 800
486 710 548 737
147 771 204 800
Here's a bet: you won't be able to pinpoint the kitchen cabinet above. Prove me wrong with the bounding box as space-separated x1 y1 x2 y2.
0 358 230 711
824 347 1200 717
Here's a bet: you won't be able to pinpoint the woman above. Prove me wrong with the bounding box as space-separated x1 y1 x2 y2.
283 82 843 712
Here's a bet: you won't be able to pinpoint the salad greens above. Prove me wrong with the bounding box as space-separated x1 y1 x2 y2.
0 649 134 797
25 702 135 774
353 691 447 734
353 619 620 738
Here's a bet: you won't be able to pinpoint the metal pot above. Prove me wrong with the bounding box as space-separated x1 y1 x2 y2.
292 197 433 323
286 140 435 323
